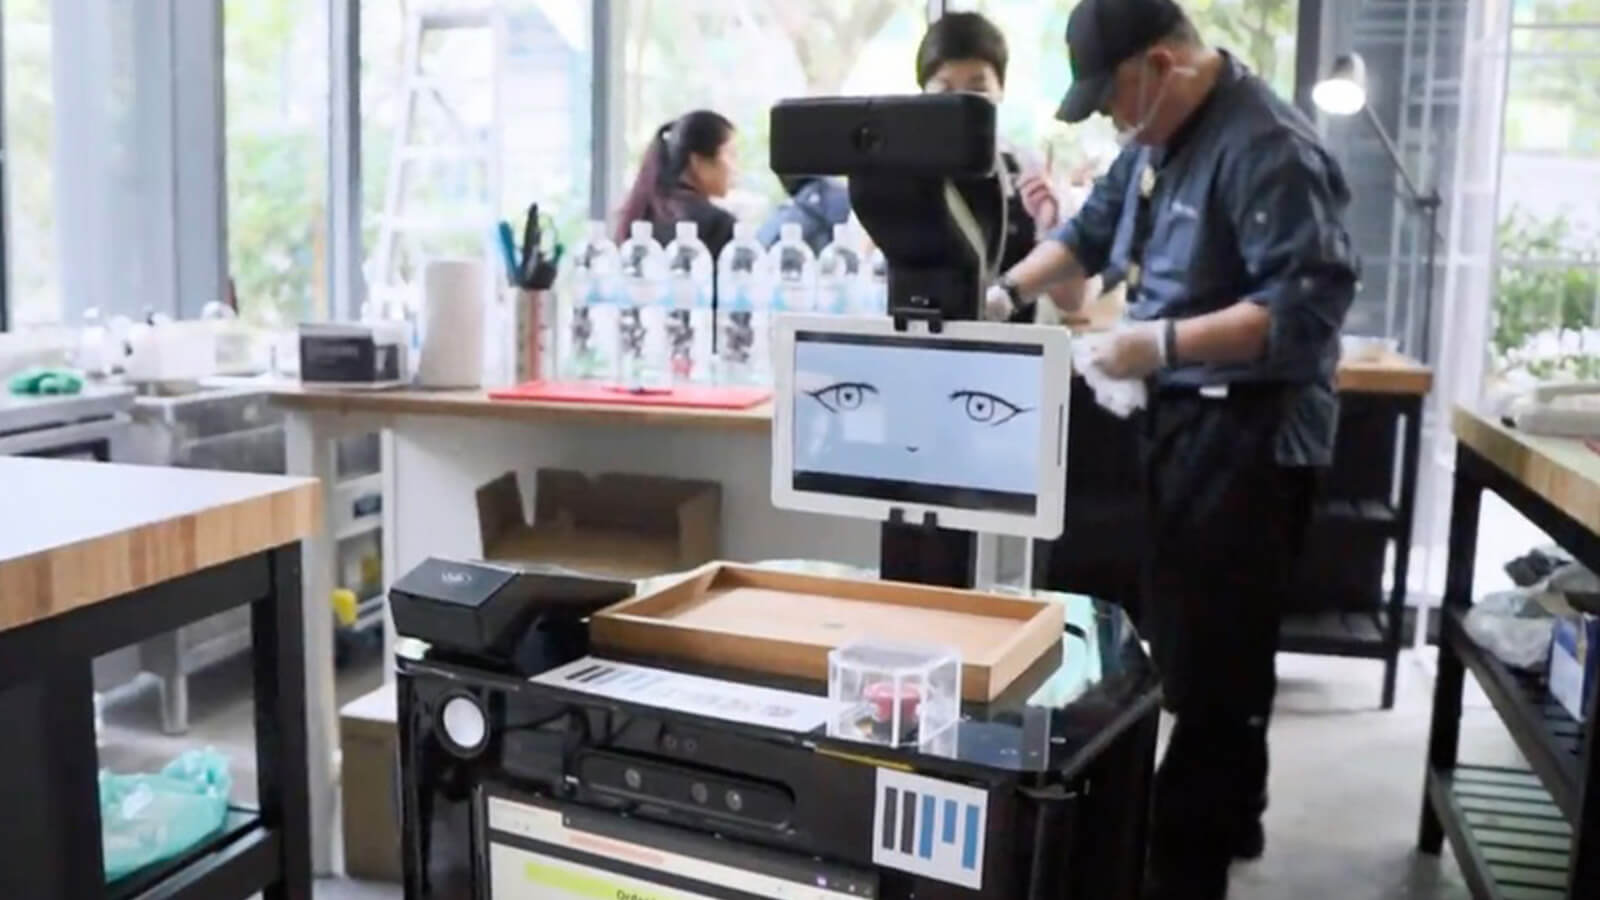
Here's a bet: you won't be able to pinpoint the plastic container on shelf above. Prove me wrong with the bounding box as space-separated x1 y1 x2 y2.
815 224 864 316
715 222 770 385
863 246 889 316
616 221 670 390
562 221 621 381
663 221 715 384
828 639 961 754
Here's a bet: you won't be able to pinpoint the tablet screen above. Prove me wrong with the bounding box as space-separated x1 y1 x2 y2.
791 331 1043 515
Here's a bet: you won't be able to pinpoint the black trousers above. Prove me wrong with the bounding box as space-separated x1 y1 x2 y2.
1138 385 1316 898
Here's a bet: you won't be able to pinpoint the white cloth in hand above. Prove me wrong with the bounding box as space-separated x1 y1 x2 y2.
1073 334 1148 419
983 284 1015 321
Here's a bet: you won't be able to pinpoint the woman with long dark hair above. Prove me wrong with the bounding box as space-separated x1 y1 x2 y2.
614 110 739 259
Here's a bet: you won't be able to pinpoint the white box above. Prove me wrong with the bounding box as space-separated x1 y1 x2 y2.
1549 613 1598 722
828 639 960 755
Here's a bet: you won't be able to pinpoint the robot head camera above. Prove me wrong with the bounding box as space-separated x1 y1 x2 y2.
769 94 1006 327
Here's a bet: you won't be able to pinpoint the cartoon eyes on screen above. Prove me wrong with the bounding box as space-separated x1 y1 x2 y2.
950 390 1028 425
808 382 877 413
806 382 1030 426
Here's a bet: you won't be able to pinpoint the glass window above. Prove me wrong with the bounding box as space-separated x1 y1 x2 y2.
1513 0 1600 26
224 0 330 326
3 0 57 328
361 0 591 311
618 0 930 220
948 0 1297 185
1495 26 1600 385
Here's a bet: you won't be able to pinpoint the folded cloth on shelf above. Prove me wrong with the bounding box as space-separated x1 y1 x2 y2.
7 365 84 396
1072 334 1147 419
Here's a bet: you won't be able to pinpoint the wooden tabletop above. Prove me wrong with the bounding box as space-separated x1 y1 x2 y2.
265 383 774 432
0 458 319 633
264 344 1429 427
1454 407 1600 536
1335 350 1433 396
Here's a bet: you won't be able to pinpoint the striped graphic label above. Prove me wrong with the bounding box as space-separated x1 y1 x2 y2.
870 769 987 890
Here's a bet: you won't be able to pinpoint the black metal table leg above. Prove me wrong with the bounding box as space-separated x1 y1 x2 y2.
254 545 313 900
1419 446 1481 854
1573 659 1600 899
0 662 106 898
1383 396 1424 710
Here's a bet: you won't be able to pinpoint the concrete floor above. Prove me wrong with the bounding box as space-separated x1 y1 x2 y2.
99 647 1527 900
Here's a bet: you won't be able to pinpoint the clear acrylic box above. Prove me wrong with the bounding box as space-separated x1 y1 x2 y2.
828 639 961 753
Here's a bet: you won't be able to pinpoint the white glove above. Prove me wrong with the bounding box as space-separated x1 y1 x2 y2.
984 283 1015 321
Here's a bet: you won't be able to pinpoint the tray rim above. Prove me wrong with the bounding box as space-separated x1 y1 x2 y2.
592 561 1066 701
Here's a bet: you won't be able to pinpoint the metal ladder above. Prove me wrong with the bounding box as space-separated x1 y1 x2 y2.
369 5 506 316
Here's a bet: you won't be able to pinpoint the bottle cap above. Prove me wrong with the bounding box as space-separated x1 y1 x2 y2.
631 221 652 239
676 221 698 240
833 223 850 244
587 220 606 240
734 222 757 240
780 223 803 242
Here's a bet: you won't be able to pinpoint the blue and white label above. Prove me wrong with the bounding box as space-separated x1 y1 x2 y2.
870 768 987 890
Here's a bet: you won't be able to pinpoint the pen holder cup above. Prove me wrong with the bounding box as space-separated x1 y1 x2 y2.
512 287 557 383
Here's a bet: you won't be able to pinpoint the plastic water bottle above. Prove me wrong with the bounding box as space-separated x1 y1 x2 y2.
716 222 770 385
562 221 619 381
617 221 669 389
770 223 818 317
816 224 864 316
663 221 715 384
863 246 889 316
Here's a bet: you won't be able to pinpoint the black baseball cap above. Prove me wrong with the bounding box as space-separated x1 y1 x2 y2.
1056 0 1188 124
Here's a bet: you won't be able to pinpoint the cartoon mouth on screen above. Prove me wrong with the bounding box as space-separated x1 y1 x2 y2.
792 334 1042 514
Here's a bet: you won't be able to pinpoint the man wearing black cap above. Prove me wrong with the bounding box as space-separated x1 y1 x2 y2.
986 1 1358 898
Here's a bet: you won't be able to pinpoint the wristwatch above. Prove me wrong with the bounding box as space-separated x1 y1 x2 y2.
1160 319 1179 368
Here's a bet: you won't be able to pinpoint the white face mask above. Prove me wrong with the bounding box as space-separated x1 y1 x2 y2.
1113 62 1198 149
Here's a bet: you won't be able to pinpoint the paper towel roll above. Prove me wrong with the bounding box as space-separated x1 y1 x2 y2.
418 258 487 388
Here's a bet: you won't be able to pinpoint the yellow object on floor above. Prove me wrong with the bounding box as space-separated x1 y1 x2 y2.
332 588 359 627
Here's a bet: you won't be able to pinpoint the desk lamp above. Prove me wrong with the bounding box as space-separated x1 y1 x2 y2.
1315 51 1443 361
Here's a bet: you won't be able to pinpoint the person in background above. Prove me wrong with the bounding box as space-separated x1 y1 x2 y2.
615 110 739 259
756 175 852 254
990 1 1358 897
917 11 1082 322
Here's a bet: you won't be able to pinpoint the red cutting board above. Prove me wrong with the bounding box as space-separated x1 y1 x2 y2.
489 380 771 410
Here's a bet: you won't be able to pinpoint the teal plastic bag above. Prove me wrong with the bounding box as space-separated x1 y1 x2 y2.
100 748 232 882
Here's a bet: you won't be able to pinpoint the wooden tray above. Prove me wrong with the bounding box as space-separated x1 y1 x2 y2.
591 563 1065 702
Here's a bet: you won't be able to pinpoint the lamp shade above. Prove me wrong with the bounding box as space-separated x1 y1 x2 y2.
1313 52 1368 117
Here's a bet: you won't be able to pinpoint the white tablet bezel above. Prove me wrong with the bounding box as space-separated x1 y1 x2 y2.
771 313 1070 539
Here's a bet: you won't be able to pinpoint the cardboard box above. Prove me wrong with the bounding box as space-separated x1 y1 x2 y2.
475 469 720 580
1550 613 1598 722
340 683 400 882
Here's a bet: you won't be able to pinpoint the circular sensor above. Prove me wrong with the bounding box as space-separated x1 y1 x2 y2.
440 695 488 754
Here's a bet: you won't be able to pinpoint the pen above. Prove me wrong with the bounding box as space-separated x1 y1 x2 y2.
496 222 522 287
519 203 542 286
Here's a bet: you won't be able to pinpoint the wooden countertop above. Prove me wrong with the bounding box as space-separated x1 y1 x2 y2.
265 383 774 431
1335 350 1433 396
0 458 320 633
263 346 1428 426
1454 407 1600 535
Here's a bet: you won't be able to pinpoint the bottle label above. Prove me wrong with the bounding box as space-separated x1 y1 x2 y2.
670 280 704 311
776 284 810 313
723 279 753 313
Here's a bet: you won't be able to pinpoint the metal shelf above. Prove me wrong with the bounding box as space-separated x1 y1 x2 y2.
1445 606 1583 821
1426 766 1571 900
1315 497 1402 534
107 808 273 900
